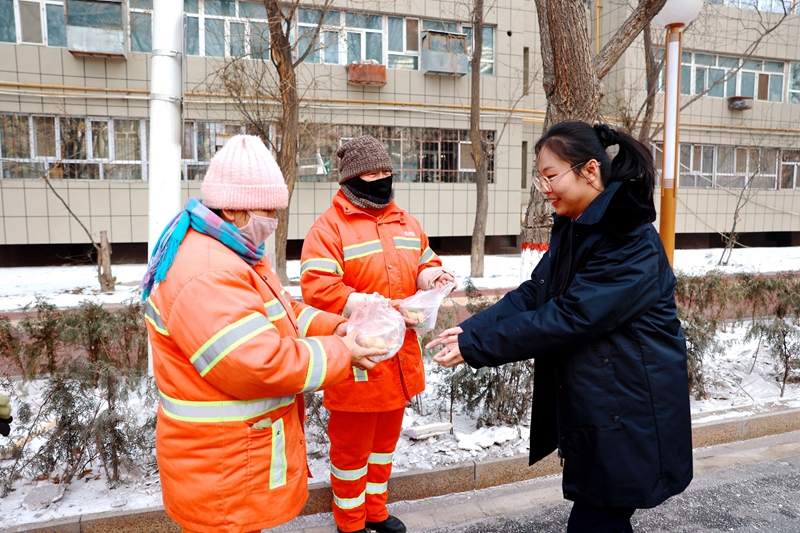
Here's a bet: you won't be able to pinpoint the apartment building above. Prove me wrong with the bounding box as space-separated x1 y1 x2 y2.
0 0 798 266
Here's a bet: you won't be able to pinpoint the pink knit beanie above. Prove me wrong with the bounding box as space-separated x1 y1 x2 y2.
201 135 289 210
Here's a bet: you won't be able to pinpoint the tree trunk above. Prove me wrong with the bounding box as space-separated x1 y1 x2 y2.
522 0 604 252
98 231 115 293
638 24 658 144
265 0 300 286
274 76 298 286
469 0 487 279
536 0 604 125
522 0 668 251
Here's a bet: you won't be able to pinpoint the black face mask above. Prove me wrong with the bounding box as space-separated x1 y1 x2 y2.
347 175 394 201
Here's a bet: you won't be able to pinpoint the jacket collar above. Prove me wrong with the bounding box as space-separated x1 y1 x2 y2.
333 190 405 221
553 180 656 236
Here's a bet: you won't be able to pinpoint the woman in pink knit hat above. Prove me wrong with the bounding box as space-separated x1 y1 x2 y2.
141 135 386 533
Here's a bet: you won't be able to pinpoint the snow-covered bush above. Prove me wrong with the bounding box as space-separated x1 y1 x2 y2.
745 317 800 397
430 280 535 428
0 299 157 495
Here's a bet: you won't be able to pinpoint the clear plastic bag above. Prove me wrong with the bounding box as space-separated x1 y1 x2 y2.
346 298 406 362
398 282 454 334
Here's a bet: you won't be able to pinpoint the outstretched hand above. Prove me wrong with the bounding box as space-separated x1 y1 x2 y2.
340 330 384 371
426 327 465 368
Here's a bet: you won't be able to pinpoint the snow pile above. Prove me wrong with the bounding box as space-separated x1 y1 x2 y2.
2 246 800 528
4 246 800 312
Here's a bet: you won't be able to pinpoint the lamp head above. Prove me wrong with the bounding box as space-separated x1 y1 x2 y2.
653 0 703 27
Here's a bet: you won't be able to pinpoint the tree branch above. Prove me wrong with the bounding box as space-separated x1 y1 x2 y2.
594 0 669 81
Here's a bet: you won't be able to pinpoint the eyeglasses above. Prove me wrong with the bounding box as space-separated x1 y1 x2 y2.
532 162 586 193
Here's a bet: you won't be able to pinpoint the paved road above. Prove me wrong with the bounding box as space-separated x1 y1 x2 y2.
425 455 800 532
272 431 800 533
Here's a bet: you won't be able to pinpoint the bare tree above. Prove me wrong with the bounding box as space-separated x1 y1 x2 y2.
613 0 796 145
42 169 115 292
210 1 333 284
0 115 115 291
468 0 489 278
521 0 670 250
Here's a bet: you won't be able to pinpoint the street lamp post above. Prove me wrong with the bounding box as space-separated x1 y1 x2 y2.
653 0 703 266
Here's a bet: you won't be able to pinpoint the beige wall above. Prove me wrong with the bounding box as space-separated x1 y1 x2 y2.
1 0 799 247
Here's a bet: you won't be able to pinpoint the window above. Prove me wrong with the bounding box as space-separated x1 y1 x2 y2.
658 52 785 103
183 0 270 58
462 25 495 76
296 125 494 184
523 47 530 95
709 0 794 13
0 0 16 43
297 8 341 64
67 0 123 29
130 0 152 53
345 12 382 64
422 19 458 33
0 114 148 180
521 141 528 189
781 151 800 189
790 63 800 104
19 1 44 43
181 121 244 180
387 16 419 70
679 144 714 188
740 59 784 102
675 142 781 189
1 0 66 46
46 3 66 46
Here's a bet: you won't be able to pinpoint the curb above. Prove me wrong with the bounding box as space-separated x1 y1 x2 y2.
5 407 800 533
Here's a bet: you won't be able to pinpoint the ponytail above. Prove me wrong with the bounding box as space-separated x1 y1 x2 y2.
536 121 655 212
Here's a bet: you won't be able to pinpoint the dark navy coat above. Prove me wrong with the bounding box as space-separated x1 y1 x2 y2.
458 181 693 509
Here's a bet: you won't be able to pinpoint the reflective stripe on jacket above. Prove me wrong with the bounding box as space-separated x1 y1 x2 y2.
300 191 442 412
146 229 350 533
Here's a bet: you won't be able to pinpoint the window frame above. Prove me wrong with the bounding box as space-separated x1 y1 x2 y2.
129 0 152 53
657 51 786 103
461 24 495 76
7 0 65 47
787 63 800 104
184 0 270 59
0 113 148 181
386 16 420 70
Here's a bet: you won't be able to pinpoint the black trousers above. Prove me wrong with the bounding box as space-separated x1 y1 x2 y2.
566 502 636 533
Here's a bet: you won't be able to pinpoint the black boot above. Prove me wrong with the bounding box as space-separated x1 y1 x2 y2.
336 529 367 533
366 515 406 533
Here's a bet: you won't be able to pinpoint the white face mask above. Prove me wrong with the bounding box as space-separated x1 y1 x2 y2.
238 211 279 246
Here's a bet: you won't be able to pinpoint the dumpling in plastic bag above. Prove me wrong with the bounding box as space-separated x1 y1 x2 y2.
398 282 454 334
346 299 406 362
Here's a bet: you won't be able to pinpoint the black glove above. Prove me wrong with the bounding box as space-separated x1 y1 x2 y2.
0 393 11 437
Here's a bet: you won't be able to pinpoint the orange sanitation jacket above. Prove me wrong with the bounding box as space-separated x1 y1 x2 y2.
144 229 350 533
300 191 442 412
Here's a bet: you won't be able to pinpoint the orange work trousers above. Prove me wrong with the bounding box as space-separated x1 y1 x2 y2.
328 408 405 533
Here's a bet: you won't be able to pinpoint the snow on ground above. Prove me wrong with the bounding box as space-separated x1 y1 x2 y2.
2 246 800 312
1 246 800 528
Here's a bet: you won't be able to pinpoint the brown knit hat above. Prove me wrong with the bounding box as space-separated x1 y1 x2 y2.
337 135 394 184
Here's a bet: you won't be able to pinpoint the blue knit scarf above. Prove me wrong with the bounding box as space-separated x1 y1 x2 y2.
140 198 264 300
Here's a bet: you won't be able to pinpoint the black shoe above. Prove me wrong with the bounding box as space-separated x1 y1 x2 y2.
336 529 367 533
366 516 406 533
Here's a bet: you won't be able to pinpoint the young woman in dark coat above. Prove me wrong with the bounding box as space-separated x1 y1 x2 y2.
427 121 693 533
